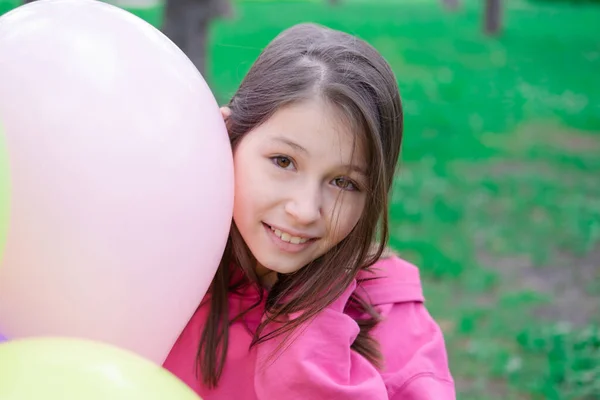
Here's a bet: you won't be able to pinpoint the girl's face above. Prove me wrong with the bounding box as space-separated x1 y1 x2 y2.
232 98 368 279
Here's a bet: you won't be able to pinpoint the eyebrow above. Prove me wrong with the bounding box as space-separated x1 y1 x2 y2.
272 137 308 154
345 165 368 176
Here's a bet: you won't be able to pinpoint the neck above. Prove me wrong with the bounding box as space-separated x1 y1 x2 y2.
256 263 278 289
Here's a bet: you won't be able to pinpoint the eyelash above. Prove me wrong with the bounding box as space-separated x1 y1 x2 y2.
269 156 361 192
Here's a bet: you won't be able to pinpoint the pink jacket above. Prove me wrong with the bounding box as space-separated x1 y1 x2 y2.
163 256 455 399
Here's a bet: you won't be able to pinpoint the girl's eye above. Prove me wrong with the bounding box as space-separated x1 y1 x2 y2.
271 156 294 170
332 177 359 191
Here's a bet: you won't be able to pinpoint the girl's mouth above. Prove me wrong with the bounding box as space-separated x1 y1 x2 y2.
262 223 317 253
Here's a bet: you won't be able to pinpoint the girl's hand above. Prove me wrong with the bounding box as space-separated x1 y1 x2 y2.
220 106 231 122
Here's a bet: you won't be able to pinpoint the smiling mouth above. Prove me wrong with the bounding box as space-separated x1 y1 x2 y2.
263 223 316 245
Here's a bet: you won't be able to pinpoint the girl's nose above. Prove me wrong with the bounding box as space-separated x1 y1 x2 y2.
284 183 322 225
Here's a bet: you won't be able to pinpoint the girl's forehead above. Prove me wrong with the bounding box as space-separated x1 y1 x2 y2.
255 99 367 166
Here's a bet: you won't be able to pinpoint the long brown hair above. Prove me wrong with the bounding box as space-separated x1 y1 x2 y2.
197 23 403 388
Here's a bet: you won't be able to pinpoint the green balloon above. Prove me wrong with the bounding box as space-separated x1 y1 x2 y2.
0 337 202 400
0 121 9 264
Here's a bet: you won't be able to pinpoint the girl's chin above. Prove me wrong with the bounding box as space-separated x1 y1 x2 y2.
255 256 306 276
258 262 302 276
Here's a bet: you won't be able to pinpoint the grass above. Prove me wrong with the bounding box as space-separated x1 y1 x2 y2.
207 1 600 398
0 0 19 16
3 0 598 398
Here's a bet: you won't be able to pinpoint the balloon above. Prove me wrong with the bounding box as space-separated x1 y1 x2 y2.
0 0 233 364
0 122 8 264
0 337 202 399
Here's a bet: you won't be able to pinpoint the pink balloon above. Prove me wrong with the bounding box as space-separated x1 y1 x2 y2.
0 0 233 364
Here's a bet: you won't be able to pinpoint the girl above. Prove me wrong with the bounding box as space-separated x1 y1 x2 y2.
164 23 455 399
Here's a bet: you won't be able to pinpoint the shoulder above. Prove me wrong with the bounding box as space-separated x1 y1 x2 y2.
355 251 424 305
352 251 456 399
374 298 455 398
390 374 456 399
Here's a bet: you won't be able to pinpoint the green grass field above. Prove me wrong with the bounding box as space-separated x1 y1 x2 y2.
2 0 598 398
208 1 599 398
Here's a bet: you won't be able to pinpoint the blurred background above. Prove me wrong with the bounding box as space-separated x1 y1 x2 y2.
1 0 598 398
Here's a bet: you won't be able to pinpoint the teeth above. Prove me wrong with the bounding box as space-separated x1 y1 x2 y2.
270 226 309 244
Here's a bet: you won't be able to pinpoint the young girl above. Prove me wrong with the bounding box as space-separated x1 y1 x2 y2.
164 23 455 399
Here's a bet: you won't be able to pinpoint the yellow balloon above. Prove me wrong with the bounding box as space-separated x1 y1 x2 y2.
0 337 202 400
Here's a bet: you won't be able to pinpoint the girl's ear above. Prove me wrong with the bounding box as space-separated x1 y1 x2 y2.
220 106 232 122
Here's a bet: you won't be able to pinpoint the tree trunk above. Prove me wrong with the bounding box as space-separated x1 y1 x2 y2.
162 0 232 78
483 0 502 35
442 0 460 11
